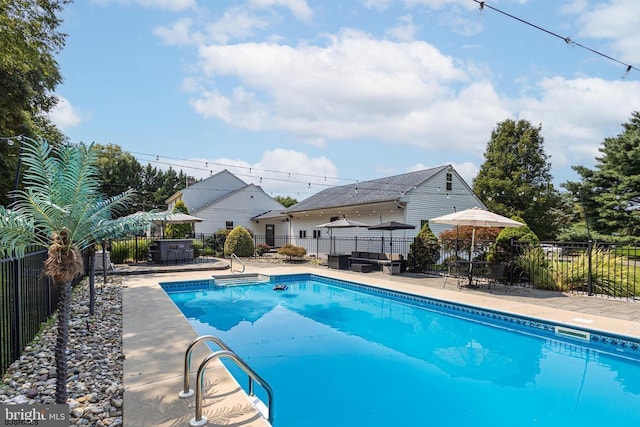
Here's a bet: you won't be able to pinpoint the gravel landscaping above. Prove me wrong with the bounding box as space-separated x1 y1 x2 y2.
0 276 124 426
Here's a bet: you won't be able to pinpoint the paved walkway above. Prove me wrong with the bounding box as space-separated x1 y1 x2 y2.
120 259 640 427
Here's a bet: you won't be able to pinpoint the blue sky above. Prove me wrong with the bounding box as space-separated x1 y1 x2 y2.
50 0 640 200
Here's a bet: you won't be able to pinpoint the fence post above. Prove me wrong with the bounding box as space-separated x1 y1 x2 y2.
135 235 139 264
11 257 23 363
587 240 593 296
508 238 514 286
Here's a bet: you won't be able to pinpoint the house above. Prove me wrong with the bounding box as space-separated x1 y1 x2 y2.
253 165 485 256
165 169 286 236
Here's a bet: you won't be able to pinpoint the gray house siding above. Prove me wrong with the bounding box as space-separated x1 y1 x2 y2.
280 165 484 257
405 166 485 237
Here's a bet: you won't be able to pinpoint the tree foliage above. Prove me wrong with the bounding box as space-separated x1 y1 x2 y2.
224 226 254 257
473 119 561 240
0 138 161 404
488 217 539 262
165 200 193 238
95 144 143 203
277 244 307 260
90 145 190 211
408 222 440 272
274 195 297 207
439 226 501 253
564 112 640 239
0 0 70 206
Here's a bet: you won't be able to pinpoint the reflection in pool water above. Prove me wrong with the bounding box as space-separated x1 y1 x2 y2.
164 275 640 427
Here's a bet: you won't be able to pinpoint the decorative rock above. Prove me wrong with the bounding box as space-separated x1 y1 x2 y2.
0 279 125 426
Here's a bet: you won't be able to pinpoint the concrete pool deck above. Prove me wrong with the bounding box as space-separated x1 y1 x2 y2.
121 260 640 426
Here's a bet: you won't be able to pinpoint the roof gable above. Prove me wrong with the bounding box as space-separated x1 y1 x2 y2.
285 166 449 213
193 183 285 213
166 169 249 211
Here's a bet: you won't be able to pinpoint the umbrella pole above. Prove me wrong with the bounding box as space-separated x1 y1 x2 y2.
468 227 476 285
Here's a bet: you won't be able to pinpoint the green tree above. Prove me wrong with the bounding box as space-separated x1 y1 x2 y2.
94 144 143 209
153 167 188 209
565 112 640 238
0 0 70 206
0 138 160 403
165 200 193 238
141 163 163 209
274 195 297 207
473 118 561 239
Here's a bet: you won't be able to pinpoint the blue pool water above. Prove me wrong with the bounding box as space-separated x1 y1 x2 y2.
162 275 640 427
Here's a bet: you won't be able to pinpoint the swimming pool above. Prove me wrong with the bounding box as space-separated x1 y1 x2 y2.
162 274 640 427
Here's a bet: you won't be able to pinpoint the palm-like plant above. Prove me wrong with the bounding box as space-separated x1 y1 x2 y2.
0 138 162 404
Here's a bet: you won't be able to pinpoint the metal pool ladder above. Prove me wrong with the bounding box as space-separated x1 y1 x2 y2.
230 253 246 273
179 335 275 426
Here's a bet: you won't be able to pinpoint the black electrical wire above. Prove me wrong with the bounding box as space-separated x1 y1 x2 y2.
473 0 638 76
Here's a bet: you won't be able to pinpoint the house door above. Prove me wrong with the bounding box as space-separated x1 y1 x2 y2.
265 224 275 246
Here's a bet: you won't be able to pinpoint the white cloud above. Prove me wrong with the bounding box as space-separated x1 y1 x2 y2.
572 0 640 64
153 18 201 46
249 0 313 21
191 30 494 150
91 0 196 11
514 76 640 168
205 8 271 44
154 9 271 46
385 15 418 41
185 149 338 197
48 96 86 131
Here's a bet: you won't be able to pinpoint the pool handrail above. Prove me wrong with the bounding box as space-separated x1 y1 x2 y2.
179 335 234 398
230 253 246 273
190 349 275 427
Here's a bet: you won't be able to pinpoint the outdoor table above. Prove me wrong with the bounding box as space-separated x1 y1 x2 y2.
453 260 489 288
328 253 351 270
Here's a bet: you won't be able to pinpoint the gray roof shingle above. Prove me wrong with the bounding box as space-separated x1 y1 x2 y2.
285 165 449 213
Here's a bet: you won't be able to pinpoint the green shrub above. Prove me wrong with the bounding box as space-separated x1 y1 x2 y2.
223 226 254 257
551 248 634 297
109 240 131 264
255 243 270 256
488 217 539 262
277 244 306 260
513 247 557 290
408 223 440 272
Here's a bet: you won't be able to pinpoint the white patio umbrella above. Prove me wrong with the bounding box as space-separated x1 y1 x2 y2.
430 207 524 264
316 217 370 254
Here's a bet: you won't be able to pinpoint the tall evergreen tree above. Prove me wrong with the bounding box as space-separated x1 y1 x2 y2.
473 119 560 239
566 112 640 238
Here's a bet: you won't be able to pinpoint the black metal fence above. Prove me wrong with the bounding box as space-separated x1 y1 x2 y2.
1 250 60 375
107 234 638 300
430 238 639 300
3 234 637 375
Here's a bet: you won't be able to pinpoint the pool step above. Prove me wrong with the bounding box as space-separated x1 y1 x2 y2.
212 273 270 286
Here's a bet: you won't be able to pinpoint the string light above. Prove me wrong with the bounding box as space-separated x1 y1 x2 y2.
471 0 639 76
109 148 469 200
